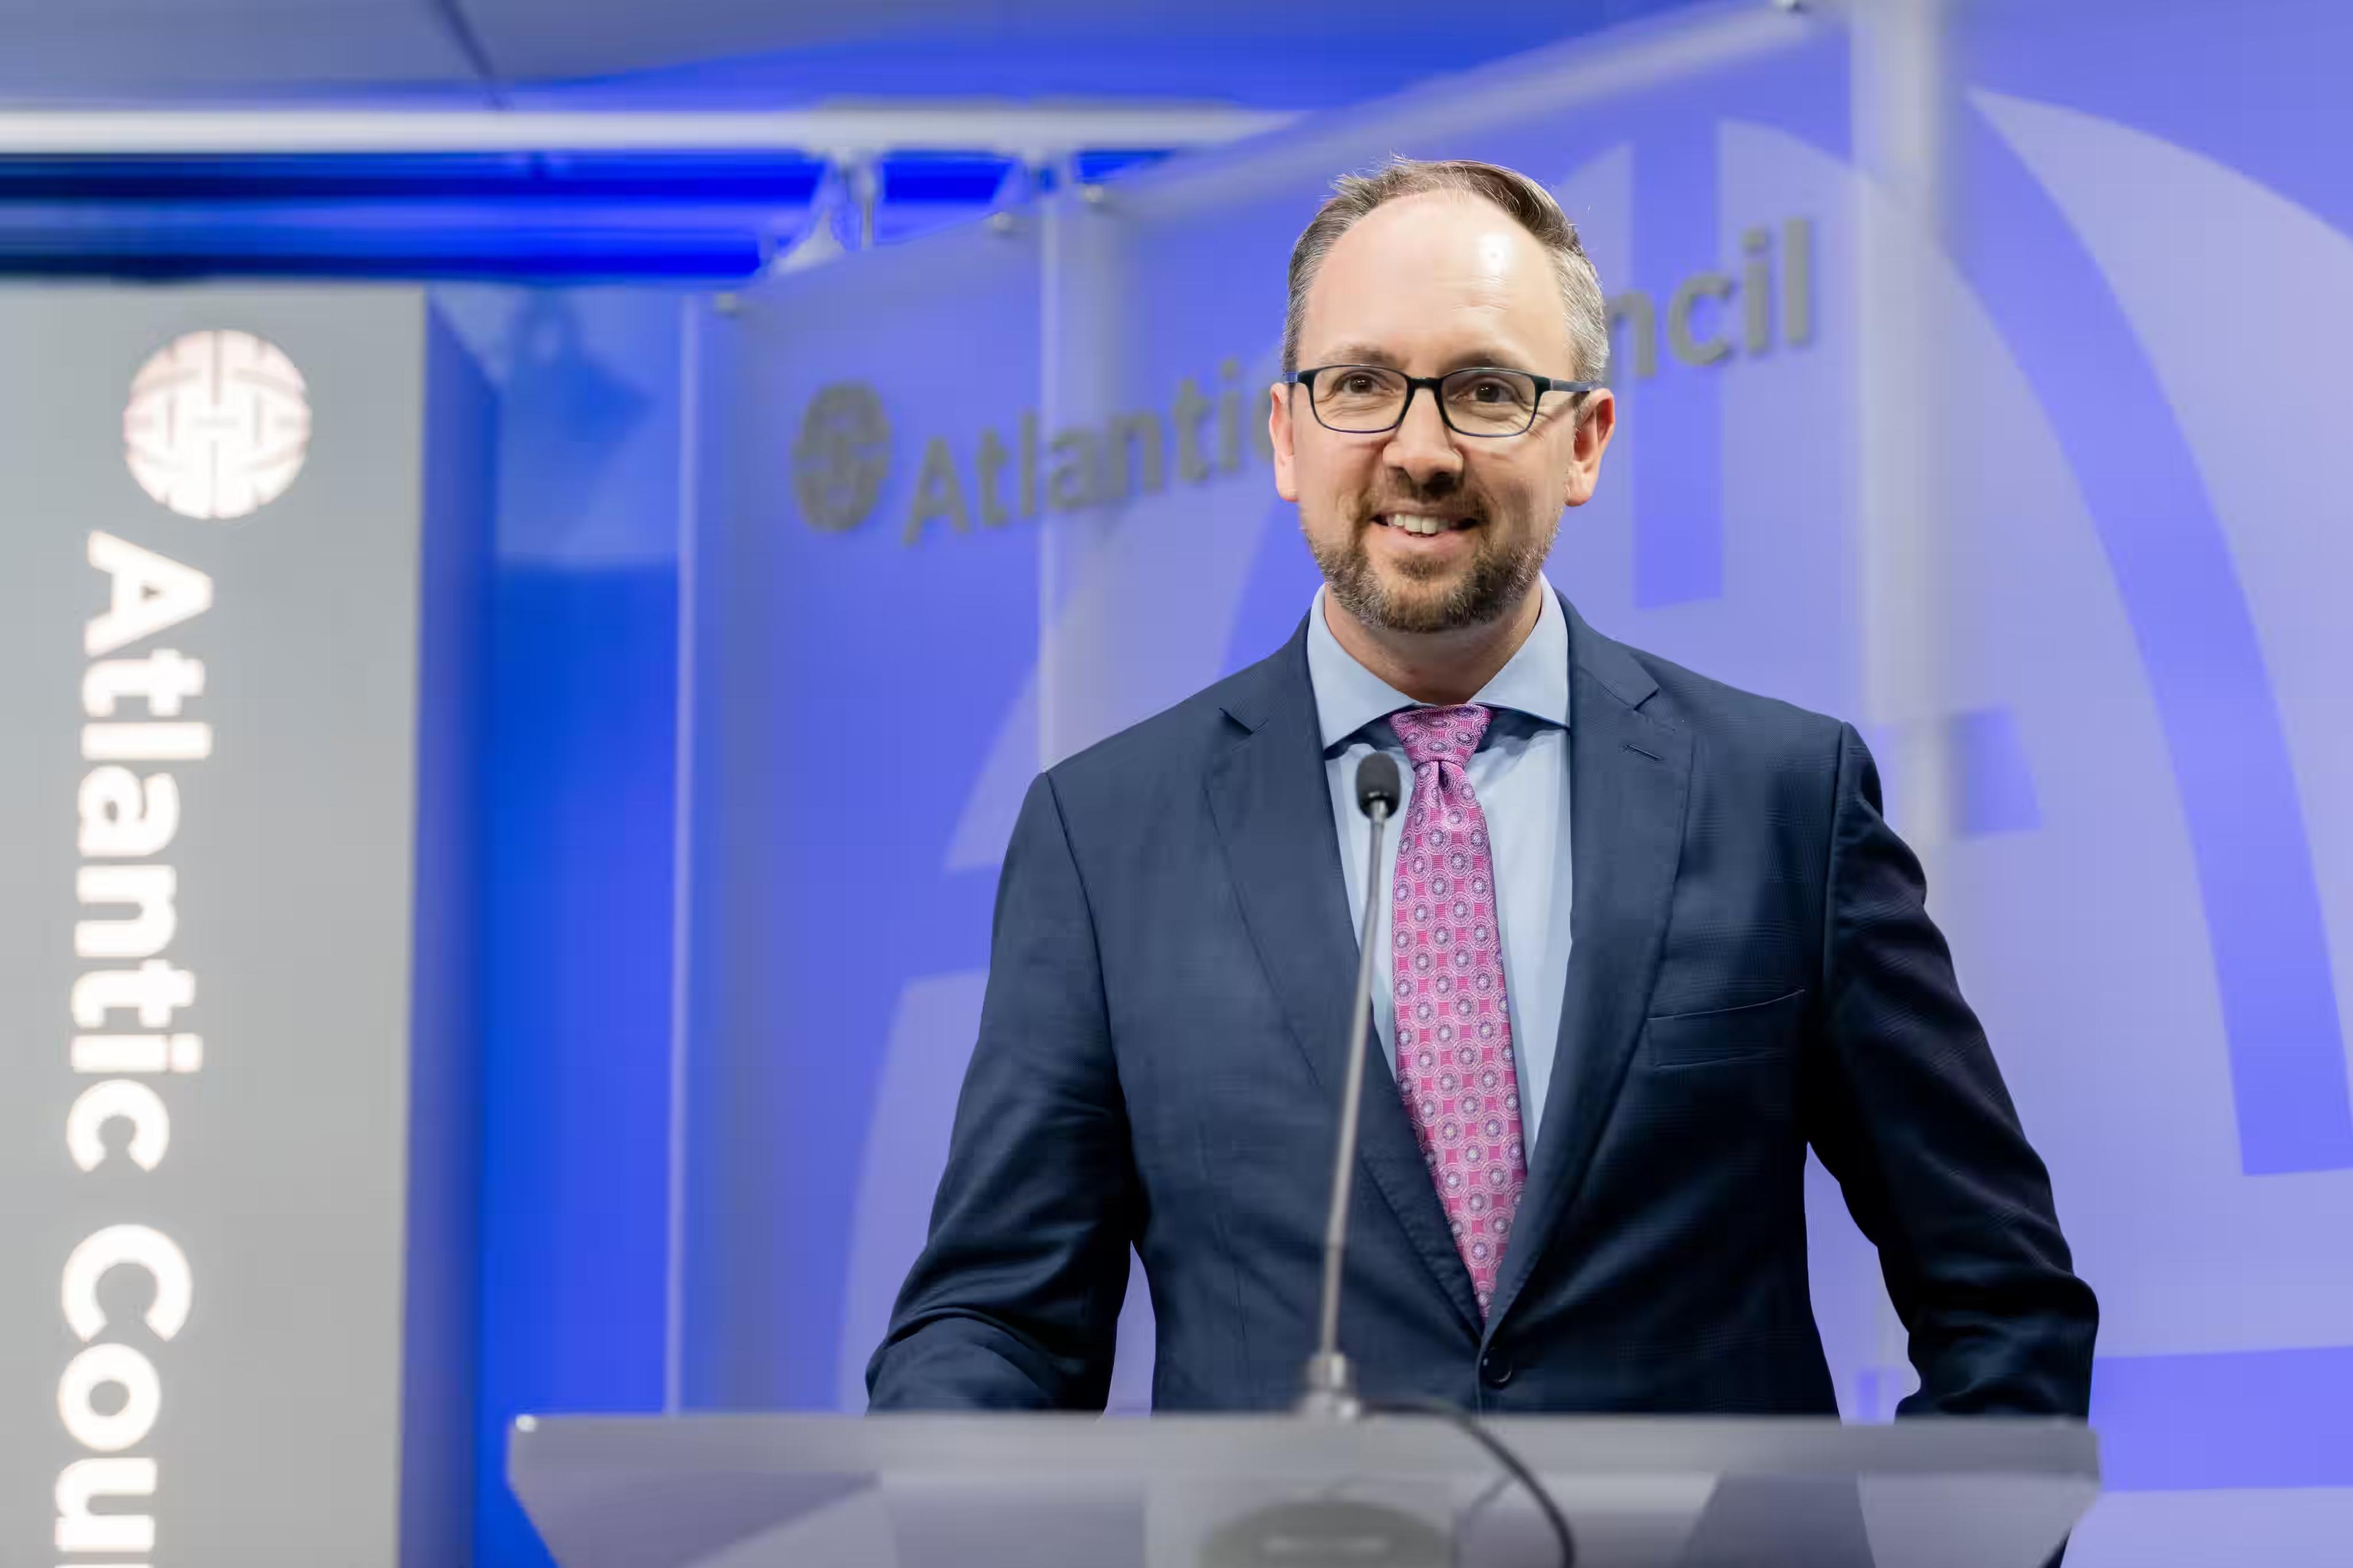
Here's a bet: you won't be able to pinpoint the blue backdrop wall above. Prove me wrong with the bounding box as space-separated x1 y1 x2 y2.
448 2 2353 1563
435 287 686 1567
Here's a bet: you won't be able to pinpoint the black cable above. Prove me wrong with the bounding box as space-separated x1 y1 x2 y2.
1364 1396 1577 1567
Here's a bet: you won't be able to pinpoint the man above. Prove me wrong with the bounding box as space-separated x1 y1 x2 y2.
868 158 2095 1418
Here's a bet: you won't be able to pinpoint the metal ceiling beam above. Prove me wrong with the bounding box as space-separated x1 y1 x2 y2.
423 0 512 109
0 105 1298 160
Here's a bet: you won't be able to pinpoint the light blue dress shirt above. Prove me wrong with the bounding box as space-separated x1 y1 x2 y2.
1306 580 1576 1153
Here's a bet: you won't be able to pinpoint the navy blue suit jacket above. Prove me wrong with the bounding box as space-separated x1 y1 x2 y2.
868 603 2096 1417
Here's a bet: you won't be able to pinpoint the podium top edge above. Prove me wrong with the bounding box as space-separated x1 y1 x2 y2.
507 1411 2099 1485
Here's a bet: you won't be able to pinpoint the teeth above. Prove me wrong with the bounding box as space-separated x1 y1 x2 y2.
1385 514 1451 536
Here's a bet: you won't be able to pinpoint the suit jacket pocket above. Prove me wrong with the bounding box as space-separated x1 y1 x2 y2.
1645 987 1808 1069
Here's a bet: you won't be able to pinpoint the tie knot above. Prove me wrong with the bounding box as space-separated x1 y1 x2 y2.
1391 703 1491 768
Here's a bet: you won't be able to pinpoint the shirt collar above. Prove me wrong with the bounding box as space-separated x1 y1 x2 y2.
1305 575 1572 752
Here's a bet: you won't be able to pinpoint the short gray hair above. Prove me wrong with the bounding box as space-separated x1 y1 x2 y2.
1281 156 1609 385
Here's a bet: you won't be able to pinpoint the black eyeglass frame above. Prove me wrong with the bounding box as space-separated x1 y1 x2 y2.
1281 363 1605 437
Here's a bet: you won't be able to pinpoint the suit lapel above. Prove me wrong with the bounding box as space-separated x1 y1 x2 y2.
1487 605 1691 1332
1205 624 1485 1337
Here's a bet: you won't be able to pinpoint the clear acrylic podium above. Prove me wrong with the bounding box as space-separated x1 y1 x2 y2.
509 1412 2097 1567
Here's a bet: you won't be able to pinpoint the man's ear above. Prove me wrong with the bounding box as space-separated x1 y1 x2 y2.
1561 388 1616 508
1271 384 1301 502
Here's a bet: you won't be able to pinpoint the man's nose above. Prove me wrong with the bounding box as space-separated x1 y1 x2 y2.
1379 387 1466 488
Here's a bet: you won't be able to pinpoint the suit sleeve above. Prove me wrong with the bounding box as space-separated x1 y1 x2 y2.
1806 722 2098 1417
865 773 1139 1410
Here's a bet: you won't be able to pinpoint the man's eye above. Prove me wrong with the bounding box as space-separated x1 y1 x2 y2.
1453 375 1528 407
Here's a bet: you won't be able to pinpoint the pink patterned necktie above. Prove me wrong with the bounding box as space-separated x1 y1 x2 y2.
1389 703 1528 1317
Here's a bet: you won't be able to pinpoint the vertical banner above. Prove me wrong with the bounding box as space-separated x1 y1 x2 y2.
0 287 488 1566
686 218 1047 1411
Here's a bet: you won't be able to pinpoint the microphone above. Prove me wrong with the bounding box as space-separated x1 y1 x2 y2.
1301 751 1402 1418
1354 751 1403 819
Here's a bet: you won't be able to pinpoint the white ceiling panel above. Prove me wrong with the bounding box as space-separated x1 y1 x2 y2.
462 0 995 81
0 0 477 98
0 0 1627 105
460 0 1547 82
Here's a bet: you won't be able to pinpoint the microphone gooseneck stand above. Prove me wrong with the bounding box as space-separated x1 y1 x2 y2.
1300 751 1400 1419
1284 751 1578 1568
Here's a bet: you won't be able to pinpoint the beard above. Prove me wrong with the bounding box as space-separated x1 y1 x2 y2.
1306 493 1556 636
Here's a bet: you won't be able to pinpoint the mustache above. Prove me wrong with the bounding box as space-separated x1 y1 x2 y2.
1360 474 1487 518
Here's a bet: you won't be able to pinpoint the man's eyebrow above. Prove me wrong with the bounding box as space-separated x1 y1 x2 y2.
1311 343 1408 369
1438 347 1534 372
1308 343 1542 373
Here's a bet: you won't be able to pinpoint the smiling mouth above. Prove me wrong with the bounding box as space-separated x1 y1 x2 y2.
1373 513 1479 536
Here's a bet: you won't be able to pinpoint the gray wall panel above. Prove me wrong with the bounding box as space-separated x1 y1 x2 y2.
0 284 482 1566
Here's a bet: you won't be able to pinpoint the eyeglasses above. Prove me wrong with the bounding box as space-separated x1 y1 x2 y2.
1282 364 1602 438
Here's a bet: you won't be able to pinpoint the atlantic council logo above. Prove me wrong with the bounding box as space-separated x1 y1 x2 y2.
123 330 313 522
792 382 892 532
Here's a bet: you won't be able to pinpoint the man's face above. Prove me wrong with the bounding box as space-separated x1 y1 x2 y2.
1272 191 1615 636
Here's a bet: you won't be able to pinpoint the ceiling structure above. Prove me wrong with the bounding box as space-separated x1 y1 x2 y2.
0 0 1710 277
0 0 1700 108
